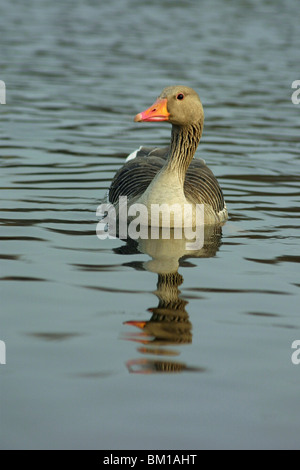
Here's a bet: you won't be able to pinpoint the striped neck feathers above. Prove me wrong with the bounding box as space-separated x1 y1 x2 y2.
166 122 203 181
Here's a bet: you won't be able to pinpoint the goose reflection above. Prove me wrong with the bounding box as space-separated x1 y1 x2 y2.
114 225 222 374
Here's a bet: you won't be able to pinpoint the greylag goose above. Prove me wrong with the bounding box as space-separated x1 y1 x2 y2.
109 85 227 225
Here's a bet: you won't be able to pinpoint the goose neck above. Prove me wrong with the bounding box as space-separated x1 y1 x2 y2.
166 122 202 181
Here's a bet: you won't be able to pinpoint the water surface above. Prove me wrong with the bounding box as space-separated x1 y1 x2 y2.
1 0 300 450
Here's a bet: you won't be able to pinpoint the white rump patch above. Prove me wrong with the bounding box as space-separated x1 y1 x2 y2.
126 146 142 162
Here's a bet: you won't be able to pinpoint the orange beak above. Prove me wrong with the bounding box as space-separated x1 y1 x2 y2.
134 98 170 122
124 320 147 329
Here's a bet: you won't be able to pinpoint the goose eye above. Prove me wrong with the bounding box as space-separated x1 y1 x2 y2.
176 93 184 101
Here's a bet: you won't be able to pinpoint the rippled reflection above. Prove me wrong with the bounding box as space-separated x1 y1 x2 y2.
116 225 222 373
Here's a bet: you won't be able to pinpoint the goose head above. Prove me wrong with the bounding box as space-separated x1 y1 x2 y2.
134 85 204 127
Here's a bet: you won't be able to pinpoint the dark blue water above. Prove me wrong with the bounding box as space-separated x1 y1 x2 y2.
1 0 300 449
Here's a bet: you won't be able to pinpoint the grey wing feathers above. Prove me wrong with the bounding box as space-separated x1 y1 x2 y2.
135 146 169 159
185 159 225 213
109 146 225 214
109 149 166 203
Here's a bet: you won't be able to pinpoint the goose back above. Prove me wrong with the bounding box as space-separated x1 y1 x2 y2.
108 146 225 215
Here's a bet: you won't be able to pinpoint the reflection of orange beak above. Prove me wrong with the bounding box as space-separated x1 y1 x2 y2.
134 98 170 122
124 320 147 329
